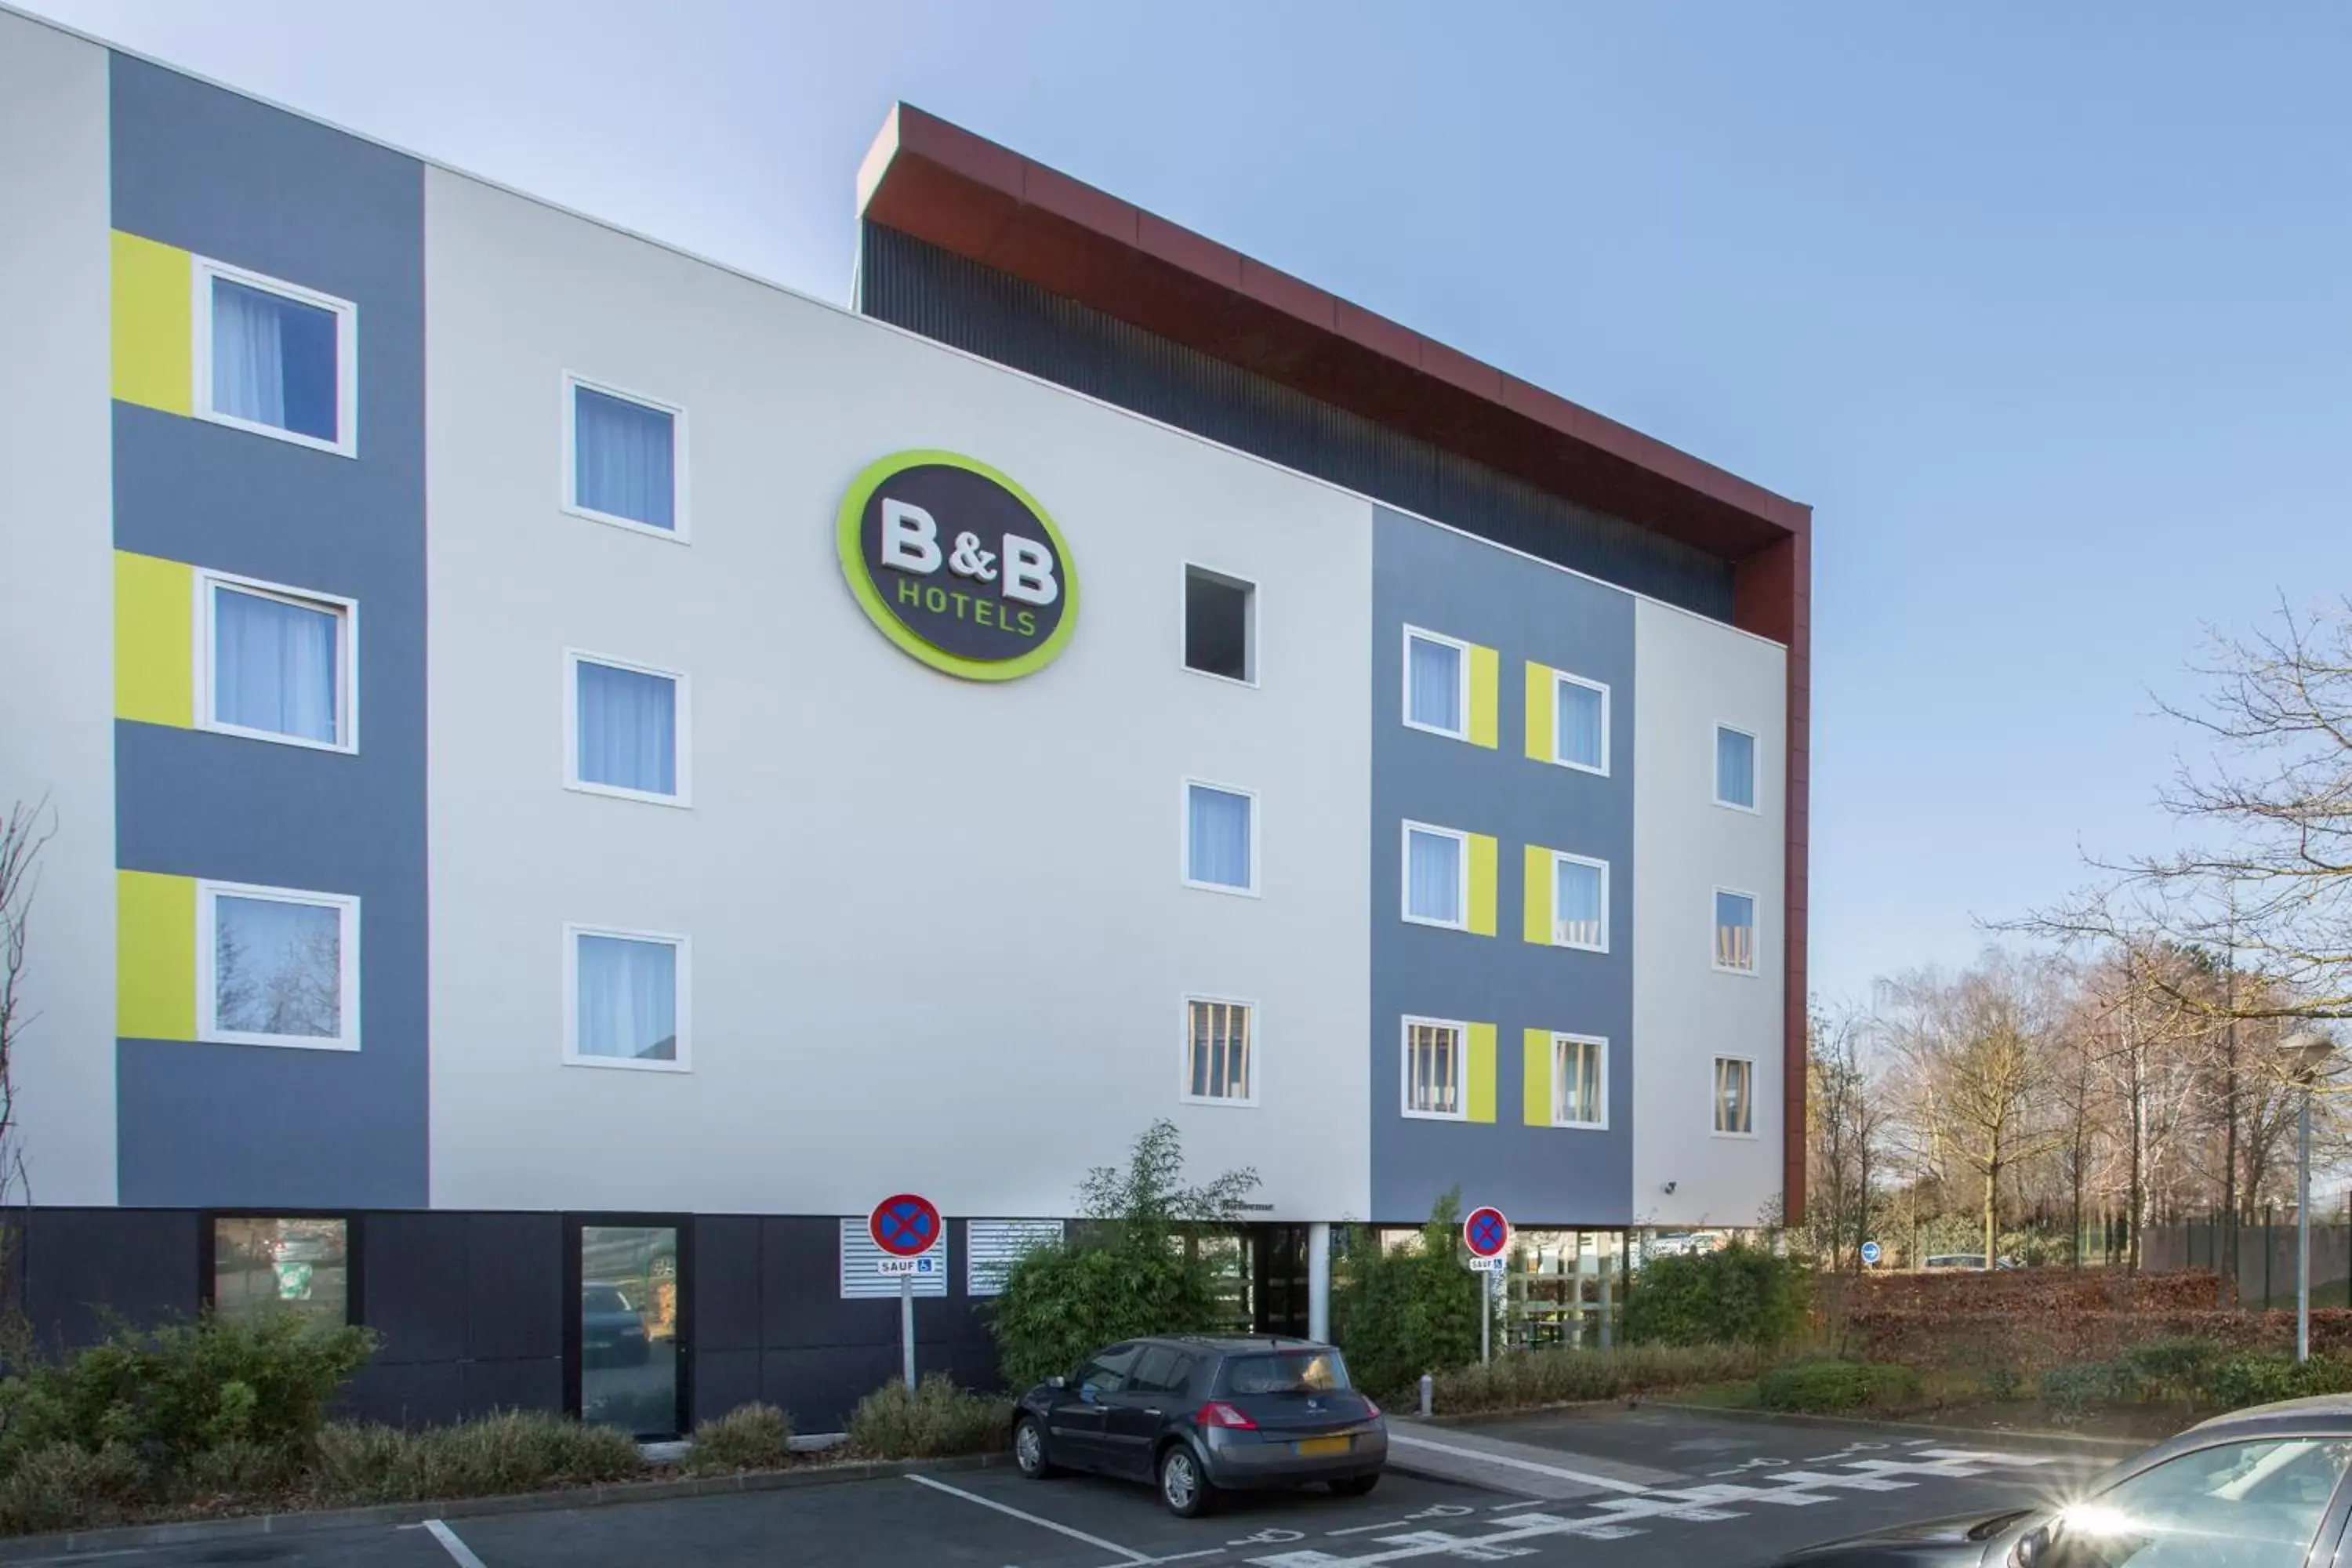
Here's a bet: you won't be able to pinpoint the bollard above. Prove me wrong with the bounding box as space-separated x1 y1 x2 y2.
1418 1372 1433 1417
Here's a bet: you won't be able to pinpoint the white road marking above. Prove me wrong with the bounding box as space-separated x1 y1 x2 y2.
423 1519 488 1568
907 1472 1152 1564
1382 1432 1650 1494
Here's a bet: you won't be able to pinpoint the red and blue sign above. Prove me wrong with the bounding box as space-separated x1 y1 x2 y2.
870 1193 942 1258
1463 1206 1511 1259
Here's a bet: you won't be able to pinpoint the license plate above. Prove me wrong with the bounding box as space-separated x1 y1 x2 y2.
1294 1436 1351 1457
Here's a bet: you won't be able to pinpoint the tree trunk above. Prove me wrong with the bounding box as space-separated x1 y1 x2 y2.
1983 1156 2001 1268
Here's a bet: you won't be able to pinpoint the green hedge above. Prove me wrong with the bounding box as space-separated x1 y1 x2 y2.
1430 1344 1767 1414
1622 1244 1809 1349
1330 1192 1485 1399
848 1376 1011 1460
1755 1360 1920 1414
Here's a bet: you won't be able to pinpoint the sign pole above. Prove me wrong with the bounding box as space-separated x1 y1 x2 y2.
1481 1275 1490 1367
901 1272 916 1392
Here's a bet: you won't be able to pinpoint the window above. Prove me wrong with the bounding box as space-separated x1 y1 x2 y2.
1402 822 1468 930
1076 1344 1142 1396
567 926 688 1070
1715 887 1759 973
1552 673 1609 774
1183 780 1257 894
2058 1438 2352 1568
212 1217 350 1327
1715 724 1758 811
198 880 360 1050
1403 627 1468 738
567 652 687 804
565 376 684 537
1714 1056 1755 1135
1183 564 1254 684
192 258 356 456
1402 1017 1466 1120
198 572 356 751
1127 1346 1197 1397
1552 853 1609 952
1553 1035 1606 1128
1185 998 1254 1105
579 1223 682 1438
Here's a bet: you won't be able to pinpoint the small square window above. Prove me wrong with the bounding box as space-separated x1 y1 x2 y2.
1402 822 1468 930
1715 888 1759 974
193 260 356 456
1185 998 1254 1105
1184 780 1257 895
1715 724 1758 811
1714 1056 1755 1135
1402 1017 1466 1120
198 880 360 1050
199 573 356 752
1554 1034 1607 1129
567 652 687 805
566 376 684 537
1404 628 1468 738
1554 673 1609 774
212 1216 350 1327
1183 565 1254 684
568 926 688 1069
1553 854 1609 952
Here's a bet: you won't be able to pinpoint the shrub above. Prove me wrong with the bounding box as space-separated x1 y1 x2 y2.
1331 1192 1486 1400
2037 1360 2136 1421
2205 1352 2352 1413
684 1403 792 1474
1755 1360 1920 1414
1428 1343 1766 1414
0 1442 146 1536
2122 1338 2221 1404
848 1375 1010 1460
310 1412 641 1505
1623 1244 1810 1350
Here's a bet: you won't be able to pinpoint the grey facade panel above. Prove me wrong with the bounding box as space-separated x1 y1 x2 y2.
107 56 428 1207
858 222 1735 621
1369 507 1637 1225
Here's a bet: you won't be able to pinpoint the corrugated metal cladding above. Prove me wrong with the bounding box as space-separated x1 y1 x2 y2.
858 223 1736 622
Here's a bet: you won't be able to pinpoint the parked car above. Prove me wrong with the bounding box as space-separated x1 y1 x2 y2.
1921 1254 2021 1272
1011 1336 1386 1516
580 1281 649 1367
1772 1395 2352 1565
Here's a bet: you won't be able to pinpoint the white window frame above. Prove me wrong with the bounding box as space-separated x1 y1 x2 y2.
563 923 691 1073
1181 778 1260 897
189 256 358 458
1180 561 1258 688
1399 820 1472 932
561 372 690 542
1401 625 1472 741
564 648 691 808
192 568 359 754
1549 670 1611 775
1548 851 1611 953
1713 721 1761 814
1399 1014 1469 1123
1552 1032 1610 1131
1712 1054 1759 1138
1713 884 1761 975
1180 993 1259 1109
195 880 361 1051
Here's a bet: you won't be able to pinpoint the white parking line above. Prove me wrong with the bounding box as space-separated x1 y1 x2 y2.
1382 1432 1650 1494
423 1519 488 1568
907 1472 1153 1564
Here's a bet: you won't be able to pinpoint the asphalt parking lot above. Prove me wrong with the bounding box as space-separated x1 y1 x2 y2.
13 1406 2118 1568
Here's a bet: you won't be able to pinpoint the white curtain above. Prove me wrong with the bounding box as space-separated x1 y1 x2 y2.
575 387 676 529
212 279 286 430
1187 786 1251 887
1558 681 1604 767
577 935 677 1061
1406 829 1461 923
1555 859 1604 946
1716 1058 1751 1132
215 589 338 742
1559 1040 1602 1124
1716 726 1755 807
1408 637 1462 731
577 662 677 795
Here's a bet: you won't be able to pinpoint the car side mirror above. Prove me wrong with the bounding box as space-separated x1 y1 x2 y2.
2012 1520 2063 1568
1047 1376 1065 1390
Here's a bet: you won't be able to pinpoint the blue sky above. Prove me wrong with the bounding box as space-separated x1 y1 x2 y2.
32 1 2351 1006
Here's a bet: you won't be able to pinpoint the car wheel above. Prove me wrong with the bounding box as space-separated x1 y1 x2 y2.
1330 1473 1380 1497
1014 1417 1057 1479
1159 1443 1211 1517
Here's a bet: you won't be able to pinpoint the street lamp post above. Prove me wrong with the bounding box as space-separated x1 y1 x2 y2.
2285 1032 2336 1363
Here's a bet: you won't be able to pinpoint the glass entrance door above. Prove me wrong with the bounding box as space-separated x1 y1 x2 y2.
579 1223 681 1437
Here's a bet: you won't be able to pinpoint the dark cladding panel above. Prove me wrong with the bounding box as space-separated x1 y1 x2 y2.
361 1211 469 1363
467 1213 562 1361
18 1209 200 1353
691 1215 761 1353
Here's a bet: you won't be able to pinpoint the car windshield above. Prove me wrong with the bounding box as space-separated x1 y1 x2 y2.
1221 1350 1351 1395
583 1286 632 1313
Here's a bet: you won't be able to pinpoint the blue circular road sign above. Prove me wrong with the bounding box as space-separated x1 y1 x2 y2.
1860 1240 1883 1267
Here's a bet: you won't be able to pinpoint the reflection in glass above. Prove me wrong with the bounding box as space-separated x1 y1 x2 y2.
580 1225 680 1437
215 895 342 1039
2053 1437 2352 1567
214 1217 348 1327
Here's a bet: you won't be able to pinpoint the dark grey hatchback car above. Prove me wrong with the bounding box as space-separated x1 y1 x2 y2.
1011 1336 1387 1516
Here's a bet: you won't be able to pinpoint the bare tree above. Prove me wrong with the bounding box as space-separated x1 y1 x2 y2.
0 800 53 1309
1806 1002 1886 1273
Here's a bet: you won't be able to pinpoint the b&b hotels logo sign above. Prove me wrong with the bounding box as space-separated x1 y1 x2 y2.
836 450 1080 681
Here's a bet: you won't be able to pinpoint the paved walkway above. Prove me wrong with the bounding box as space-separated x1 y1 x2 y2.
1382 1419 1689 1500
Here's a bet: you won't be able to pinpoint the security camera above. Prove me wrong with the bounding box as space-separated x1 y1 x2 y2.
1662 1181 1678 1195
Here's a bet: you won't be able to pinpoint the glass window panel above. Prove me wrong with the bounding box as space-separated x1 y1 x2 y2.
212 277 338 442
213 1217 349 1327
1558 1037 1603 1126
1715 1058 1754 1134
1556 680 1605 769
1715 890 1757 971
1184 569 1251 681
1406 1022 1462 1115
1716 726 1756 808
214 586 339 743
576 660 677 796
1188 1000 1251 1101
1555 858 1606 949
574 387 677 529
2064 1437 2352 1568
1406 829 1464 925
1406 635 1463 732
576 935 678 1061
1186 785 1253 888
214 895 342 1039
580 1224 681 1437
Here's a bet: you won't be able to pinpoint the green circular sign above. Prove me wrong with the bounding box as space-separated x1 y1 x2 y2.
836 450 1080 681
